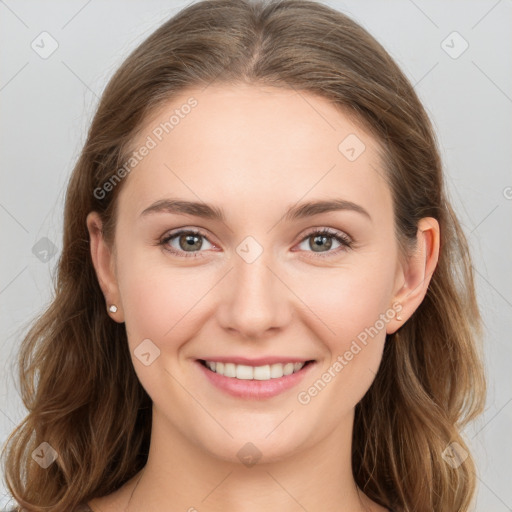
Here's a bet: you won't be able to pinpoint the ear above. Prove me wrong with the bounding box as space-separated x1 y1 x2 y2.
387 217 440 334
86 211 124 323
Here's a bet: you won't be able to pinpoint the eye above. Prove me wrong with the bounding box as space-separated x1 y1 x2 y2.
160 229 214 258
158 227 353 259
295 228 353 258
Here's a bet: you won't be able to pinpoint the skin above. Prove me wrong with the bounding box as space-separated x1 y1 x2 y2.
86 83 439 512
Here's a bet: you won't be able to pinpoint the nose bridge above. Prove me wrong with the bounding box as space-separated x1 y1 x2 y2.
218 234 289 337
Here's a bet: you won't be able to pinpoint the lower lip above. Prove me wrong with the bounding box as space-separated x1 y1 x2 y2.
196 360 316 400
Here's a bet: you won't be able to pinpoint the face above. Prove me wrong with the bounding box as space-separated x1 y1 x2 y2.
91 83 410 464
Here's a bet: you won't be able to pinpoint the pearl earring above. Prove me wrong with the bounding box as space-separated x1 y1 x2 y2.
396 313 403 321
108 304 118 313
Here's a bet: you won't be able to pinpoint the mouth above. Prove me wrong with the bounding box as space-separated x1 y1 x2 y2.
198 359 315 379
195 359 317 399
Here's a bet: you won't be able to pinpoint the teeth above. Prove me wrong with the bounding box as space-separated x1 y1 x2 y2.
224 363 236 378
204 360 307 380
253 365 270 380
236 364 254 380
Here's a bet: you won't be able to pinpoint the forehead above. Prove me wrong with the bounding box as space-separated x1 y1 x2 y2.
118 83 391 221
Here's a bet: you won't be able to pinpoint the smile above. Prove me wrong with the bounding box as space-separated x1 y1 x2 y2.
201 360 310 380
196 359 316 399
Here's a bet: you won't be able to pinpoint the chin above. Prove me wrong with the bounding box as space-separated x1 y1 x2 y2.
195 424 309 467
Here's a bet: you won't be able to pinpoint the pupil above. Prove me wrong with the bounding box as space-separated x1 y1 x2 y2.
312 235 331 252
181 234 201 251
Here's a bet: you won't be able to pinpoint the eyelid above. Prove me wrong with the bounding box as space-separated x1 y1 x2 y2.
300 226 352 242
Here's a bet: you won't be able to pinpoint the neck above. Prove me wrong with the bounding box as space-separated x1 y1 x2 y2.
121 406 377 512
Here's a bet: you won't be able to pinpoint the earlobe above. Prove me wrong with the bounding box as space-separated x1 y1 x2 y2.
387 217 440 333
86 211 124 322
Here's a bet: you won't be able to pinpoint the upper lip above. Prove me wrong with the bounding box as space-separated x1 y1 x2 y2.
198 356 314 366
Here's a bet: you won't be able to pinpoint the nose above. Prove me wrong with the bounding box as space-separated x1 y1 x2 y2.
216 246 292 340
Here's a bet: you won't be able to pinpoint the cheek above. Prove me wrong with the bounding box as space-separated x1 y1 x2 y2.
294 258 396 343
116 242 221 353
290 260 396 401
297 269 394 412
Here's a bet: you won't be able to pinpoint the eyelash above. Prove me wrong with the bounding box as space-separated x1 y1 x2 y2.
158 227 354 259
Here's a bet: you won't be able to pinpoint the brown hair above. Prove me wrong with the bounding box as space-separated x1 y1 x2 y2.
1 1 486 510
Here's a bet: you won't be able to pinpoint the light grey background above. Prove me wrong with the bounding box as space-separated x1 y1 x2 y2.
1 0 511 509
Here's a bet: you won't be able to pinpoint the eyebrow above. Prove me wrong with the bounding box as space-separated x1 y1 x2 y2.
139 197 371 222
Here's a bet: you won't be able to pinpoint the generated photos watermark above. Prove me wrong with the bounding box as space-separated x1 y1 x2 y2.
93 96 198 200
297 302 402 405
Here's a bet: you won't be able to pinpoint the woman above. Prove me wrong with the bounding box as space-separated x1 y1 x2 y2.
1 1 486 511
